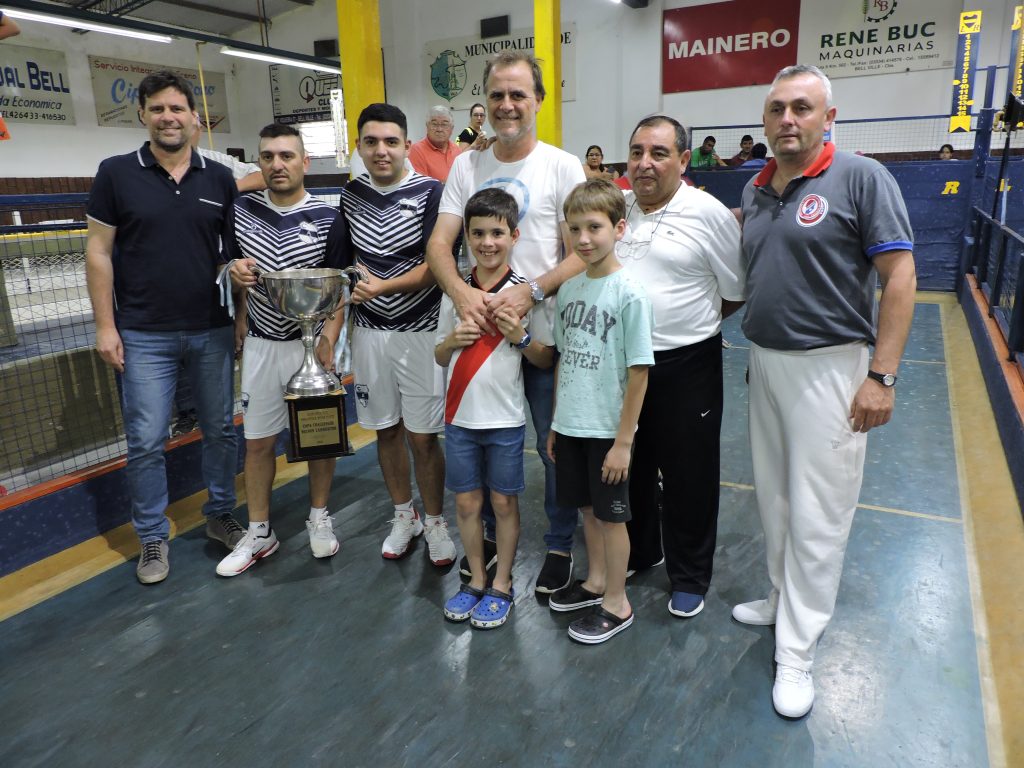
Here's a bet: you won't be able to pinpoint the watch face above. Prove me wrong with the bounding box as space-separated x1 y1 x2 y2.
883 374 896 387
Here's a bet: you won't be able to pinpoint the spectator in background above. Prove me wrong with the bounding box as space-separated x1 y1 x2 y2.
729 134 755 166
409 105 462 183
456 103 488 151
690 135 727 169
583 145 620 181
740 143 769 169
939 143 954 160
0 11 20 40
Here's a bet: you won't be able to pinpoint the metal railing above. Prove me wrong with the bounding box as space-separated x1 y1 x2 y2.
965 207 1024 369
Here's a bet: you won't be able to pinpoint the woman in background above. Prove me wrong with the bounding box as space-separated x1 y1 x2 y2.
583 145 619 181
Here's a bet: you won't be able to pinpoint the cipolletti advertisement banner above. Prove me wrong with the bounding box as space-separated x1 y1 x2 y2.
949 10 982 133
0 44 76 126
662 0 800 94
270 65 340 124
88 55 231 132
798 0 959 80
423 23 576 110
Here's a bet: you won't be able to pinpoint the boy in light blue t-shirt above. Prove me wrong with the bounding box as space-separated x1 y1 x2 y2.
546 179 654 645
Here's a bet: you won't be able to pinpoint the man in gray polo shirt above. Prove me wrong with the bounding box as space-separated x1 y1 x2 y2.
734 64 916 718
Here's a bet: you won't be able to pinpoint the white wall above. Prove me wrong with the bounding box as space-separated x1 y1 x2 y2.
1 0 1019 177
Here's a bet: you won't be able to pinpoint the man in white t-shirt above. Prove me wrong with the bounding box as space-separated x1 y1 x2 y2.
426 51 587 595
618 115 745 619
191 129 265 192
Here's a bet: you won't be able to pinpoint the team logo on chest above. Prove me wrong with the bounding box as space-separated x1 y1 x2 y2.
796 193 829 227
297 221 318 244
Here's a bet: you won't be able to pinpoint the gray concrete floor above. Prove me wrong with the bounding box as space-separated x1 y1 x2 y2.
0 307 988 767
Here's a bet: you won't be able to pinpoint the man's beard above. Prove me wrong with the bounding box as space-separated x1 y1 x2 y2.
153 133 188 152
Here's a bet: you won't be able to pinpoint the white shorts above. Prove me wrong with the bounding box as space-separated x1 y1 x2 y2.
351 326 444 433
240 336 305 439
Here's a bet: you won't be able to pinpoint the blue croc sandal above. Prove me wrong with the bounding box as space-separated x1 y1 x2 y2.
444 583 485 622
470 587 515 629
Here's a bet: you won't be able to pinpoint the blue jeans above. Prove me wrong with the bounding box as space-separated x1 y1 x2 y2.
120 327 238 542
481 360 576 552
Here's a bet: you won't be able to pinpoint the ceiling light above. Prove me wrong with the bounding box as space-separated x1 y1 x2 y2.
1 8 172 43
220 46 341 75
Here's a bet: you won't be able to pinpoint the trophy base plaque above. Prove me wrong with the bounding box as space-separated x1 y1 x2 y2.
285 389 354 462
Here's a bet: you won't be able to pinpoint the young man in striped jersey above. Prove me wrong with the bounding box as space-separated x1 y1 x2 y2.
340 103 457 566
217 123 347 576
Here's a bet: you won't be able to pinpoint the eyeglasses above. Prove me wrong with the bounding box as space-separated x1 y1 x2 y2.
428 122 451 129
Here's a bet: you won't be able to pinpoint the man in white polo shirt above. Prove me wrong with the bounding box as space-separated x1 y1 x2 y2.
617 115 745 619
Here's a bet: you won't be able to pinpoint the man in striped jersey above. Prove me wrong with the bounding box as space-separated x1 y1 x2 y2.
340 103 457 566
216 123 347 577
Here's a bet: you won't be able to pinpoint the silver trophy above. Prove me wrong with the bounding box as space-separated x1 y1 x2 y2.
256 267 362 396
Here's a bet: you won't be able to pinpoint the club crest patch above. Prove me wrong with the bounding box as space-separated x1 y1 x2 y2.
796 194 829 227
355 384 369 407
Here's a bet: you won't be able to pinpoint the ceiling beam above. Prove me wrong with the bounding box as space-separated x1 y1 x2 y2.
164 1 263 24
73 1 155 13
73 0 261 24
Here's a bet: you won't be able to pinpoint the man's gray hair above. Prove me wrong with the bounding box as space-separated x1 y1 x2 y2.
428 105 454 123
773 64 833 107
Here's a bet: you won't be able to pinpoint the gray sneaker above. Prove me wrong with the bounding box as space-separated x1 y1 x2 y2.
206 513 246 549
136 540 169 584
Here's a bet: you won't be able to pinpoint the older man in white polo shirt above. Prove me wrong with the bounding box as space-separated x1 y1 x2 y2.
617 114 745 619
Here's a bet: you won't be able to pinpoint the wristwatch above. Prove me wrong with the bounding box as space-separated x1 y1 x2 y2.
866 370 897 387
527 279 545 304
514 331 532 350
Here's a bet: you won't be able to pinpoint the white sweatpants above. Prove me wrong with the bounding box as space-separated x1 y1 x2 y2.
748 341 869 671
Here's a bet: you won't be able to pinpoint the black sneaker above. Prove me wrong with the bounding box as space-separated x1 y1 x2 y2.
534 551 573 594
549 579 603 612
458 538 498 578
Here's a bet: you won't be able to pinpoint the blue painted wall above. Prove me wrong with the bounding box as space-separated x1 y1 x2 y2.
692 158 1024 292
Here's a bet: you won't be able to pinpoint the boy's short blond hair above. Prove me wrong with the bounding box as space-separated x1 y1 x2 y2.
563 179 626 225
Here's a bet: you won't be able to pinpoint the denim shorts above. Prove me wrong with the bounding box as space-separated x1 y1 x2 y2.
444 423 526 495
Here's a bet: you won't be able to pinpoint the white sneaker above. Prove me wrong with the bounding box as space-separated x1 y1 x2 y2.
381 507 424 559
216 527 279 577
423 515 456 566
773 664 815 718
306 509 339 559
732 596 777 626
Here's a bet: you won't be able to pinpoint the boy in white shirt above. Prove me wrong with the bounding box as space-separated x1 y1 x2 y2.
435 188 554 629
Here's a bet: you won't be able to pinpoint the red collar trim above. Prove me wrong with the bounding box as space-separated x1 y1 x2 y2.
753 142 835 187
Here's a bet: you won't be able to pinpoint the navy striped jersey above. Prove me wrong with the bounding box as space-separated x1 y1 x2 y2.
339 171 444 332
225 191 346 341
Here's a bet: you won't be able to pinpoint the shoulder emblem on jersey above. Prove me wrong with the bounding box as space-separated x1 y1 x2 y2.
796 194 828 227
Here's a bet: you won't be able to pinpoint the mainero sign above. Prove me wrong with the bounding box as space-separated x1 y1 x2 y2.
662 0 800 93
